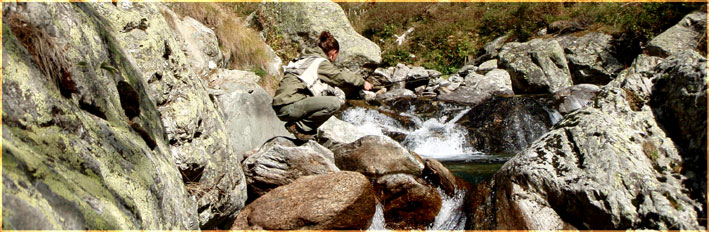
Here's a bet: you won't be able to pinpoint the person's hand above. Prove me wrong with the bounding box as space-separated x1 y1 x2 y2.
364 81 373 91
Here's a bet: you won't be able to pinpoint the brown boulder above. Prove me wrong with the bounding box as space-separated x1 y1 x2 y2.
374 174 442 229
332 135 425 178
231 171 376 230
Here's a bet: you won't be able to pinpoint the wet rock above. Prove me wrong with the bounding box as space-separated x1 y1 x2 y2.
476 59 498 74
423 158 459 197
251 1 381 73
242 137 339 199
317 117 373 149
499 39 573 94
647 11 707 57
650 50 707 212
3 2 200 229
553 84 601 115
231 171 376 230
331 135 425 178
471 87 704 229
374 173 442 230
460 95 554 155
438 69 513 105
207 69 290 156
555 32 623 85
163 9 224 78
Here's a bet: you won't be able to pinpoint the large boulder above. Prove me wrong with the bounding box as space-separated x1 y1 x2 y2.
646 11 707 57
555 32 623 85
251 1 381 72
84 3 248 228
206 69 290 156
162 8 225 78
470 87 704 229
499 39 573 94
650 50 707 212
317 116 374 149
3 2 201 229
374 174 442 229
331 135 425 178
242 137 339 199
231 171 377 230
438 69 513 105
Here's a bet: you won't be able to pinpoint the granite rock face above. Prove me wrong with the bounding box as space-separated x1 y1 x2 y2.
469 87 704 230
499 39 573 94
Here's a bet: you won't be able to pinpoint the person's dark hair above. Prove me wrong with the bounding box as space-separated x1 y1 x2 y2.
318 31 339 54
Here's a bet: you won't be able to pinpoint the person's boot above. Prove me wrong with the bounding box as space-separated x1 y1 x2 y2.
286 122 315 141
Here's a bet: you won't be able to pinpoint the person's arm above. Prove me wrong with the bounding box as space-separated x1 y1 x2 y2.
317 61 366 88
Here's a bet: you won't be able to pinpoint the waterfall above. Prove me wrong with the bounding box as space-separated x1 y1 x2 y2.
341 106 486 161
427 188 467 230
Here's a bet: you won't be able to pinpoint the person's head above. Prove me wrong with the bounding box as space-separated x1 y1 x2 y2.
318 31 339 62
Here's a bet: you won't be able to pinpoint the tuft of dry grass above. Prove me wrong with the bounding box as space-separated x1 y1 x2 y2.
167 3 274 77
6 10 77 97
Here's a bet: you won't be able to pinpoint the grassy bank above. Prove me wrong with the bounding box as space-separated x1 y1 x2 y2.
340 2 706 74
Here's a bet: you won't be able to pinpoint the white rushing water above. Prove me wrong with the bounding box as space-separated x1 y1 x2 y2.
341 106 485 161
366 187 467 231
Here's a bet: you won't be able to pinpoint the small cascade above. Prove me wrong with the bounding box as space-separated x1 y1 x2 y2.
427 188 468 230
341 106 485 162
366 187 468 231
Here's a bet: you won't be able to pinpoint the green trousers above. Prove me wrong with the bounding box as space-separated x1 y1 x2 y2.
275 96 341 134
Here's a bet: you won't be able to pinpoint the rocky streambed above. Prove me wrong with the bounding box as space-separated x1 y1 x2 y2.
2 1 707 231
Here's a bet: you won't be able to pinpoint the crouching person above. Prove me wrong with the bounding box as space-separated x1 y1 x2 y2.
272 31 373 141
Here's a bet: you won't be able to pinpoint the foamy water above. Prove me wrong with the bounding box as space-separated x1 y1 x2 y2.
341 106 484 161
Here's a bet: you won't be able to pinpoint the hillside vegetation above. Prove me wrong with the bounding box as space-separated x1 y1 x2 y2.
339 2 706 73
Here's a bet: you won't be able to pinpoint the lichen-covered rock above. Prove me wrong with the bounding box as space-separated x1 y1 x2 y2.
650 50 707 212
647 11 707 57
242 137 339 199
3 2 249 229
206 69 290 156
251 1 381 72
232 171 376 230
470 87 704 229
477 59 498 74
438 69 513 105
374 174 442 230
162 8 224 78
2 2 199 229
499 39 573 94
553 84 601 115
555 32 623 85
332 135 425 178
